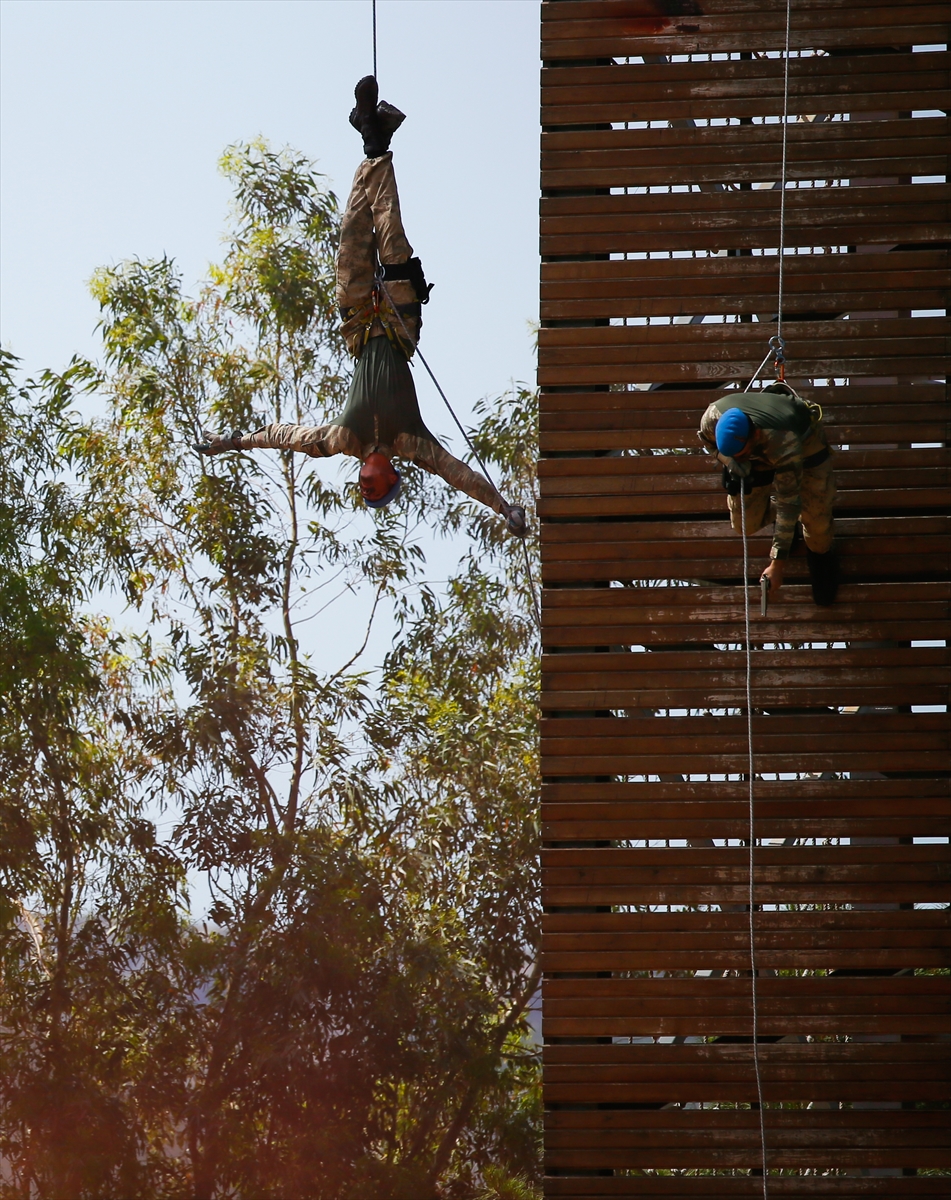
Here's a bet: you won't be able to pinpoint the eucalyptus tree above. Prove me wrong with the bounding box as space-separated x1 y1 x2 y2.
0 142 540 1199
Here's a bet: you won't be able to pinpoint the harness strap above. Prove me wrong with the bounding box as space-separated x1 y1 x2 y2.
802 446 830 470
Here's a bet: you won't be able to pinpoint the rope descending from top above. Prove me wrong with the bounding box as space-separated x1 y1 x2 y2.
372 0 378 81
744 0 793 395
776 0 793 351
741 493 770 1195
741 5 793 1196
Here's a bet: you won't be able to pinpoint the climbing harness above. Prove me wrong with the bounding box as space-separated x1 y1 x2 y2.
738 2 794 1193
374 271 542 633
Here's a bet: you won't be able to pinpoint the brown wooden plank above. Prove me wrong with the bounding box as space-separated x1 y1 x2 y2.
539 383 949 411
540 250 950 319
542 1089 951 1113
541 978 951 1037
542 782 951 838
541 119 949 189
541 645 950 709
541 51 951 123
541 184 951 256
544 0 938 14
542 21 951 61
538 315 949 355
540 578 949 608
543 1180 946 1198
537 315 950 386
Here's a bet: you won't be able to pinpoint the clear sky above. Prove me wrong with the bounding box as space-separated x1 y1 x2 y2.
0 0 540 413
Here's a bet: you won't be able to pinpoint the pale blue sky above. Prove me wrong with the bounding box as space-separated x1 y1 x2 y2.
1 0 540 414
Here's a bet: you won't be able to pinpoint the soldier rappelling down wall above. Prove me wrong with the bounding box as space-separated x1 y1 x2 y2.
699 383 839 606
200 77 526 537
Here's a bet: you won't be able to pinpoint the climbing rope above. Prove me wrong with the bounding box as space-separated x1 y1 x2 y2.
741 495 770 1193
740 4 793 1193
374 273 543 633
371 0 378 80
745 0 793 396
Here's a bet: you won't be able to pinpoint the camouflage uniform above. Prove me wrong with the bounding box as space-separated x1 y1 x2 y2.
239 157 503 516
336 152 420 358
698 387 836 560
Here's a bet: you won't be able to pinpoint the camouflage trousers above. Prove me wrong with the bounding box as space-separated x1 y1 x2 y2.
728 448 837 557
336 153 420 356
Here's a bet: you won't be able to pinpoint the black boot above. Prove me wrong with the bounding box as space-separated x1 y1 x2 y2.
807 546 839 606
349 75 378 130
348 76 405 158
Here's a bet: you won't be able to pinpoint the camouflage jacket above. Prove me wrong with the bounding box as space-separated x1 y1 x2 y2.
698 390 830 559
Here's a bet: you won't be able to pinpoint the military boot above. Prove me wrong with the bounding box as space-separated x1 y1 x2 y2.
807 546 839 606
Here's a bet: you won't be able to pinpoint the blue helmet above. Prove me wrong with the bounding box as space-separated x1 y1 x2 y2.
363 472 402 509
715 407 753 456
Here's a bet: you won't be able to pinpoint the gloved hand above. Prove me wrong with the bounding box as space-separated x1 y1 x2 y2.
196 430 244 455
721 466 775 495
504 504 527 537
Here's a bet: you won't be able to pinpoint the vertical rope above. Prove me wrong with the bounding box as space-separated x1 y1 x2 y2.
741 497 769 1195
739 11 791 1190
372 0 378 79
776 0 792 343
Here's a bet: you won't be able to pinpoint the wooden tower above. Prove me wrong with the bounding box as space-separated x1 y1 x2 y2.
537 1 950 1194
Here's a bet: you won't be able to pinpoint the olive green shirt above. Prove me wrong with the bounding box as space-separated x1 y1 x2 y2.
240 335 502 514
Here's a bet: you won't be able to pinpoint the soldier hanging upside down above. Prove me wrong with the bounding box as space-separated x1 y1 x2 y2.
199 76 526 537
698 383 839 606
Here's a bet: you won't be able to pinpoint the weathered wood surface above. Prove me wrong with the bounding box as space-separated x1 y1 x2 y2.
541 184 951 256
545 1182 947 1199
542 51 951 123
538 1 950 1190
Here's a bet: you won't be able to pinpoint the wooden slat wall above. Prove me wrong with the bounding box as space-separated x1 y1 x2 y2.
538 1 950 1194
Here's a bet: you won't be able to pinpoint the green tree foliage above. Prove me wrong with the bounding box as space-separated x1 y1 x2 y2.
0 142 540 1199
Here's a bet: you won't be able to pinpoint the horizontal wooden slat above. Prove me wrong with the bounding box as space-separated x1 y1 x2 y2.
538 450 950 514
542 1041 951 1089
539 520 951 585
542 908 951 971
542 776 950 840
538 386 950 451
543 0 942 15
543 1180 947 1199
541 645 950 709
541 844 950 905
541 183 950 256
544 1109 951 1170
540 383 949 411
541 51 951 124
541 2 950 59
537 315 950 386
541 118 949 190
542 977 950 1037
540 249 950 320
